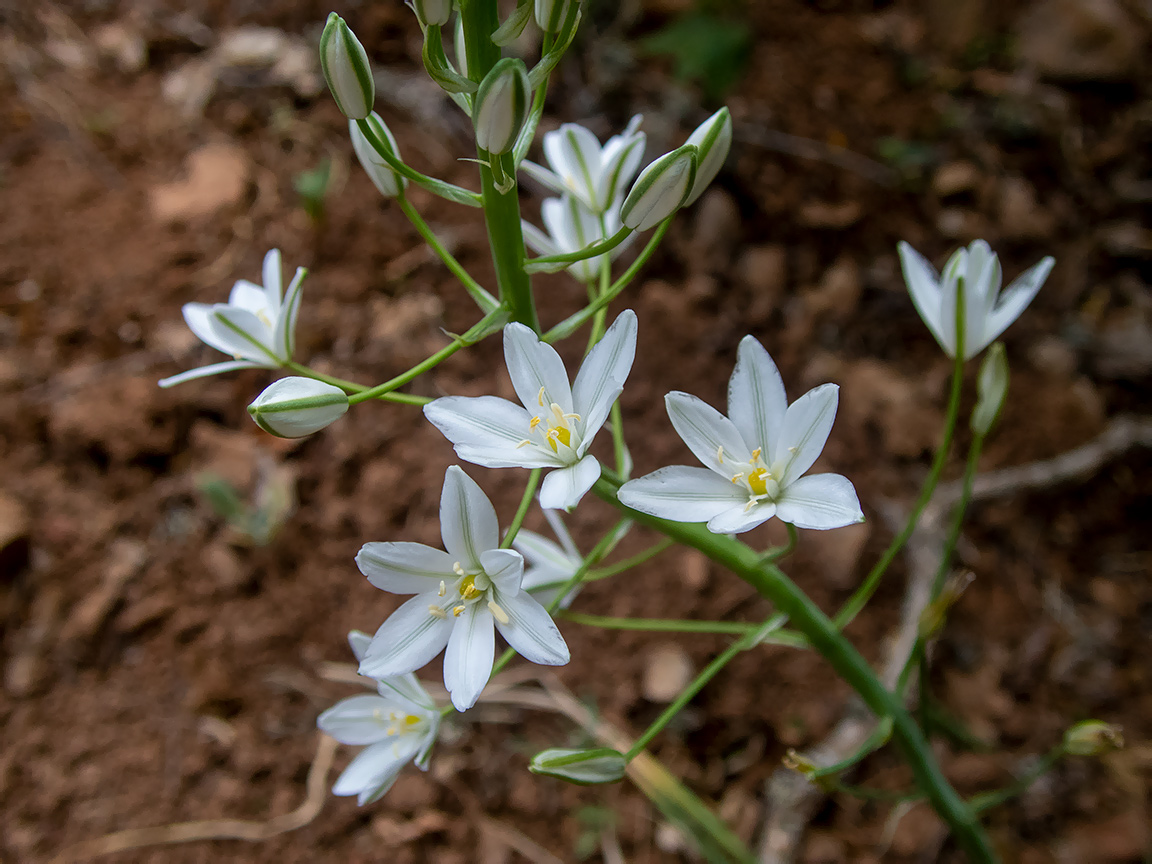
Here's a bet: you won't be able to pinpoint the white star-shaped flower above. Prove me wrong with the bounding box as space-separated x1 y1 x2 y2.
159 248 306 387
619 336 864 534
898 239 1054 361
423 310 638 510
357 466 569 711
317 631 441 806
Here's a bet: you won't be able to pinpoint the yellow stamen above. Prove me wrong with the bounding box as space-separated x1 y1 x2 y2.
386 726 397 736
750 447 762 461
488 599 510 625
452 605 466 617
452 562 466 576
747 467 770 497
537 386 546 407
438 581 446 597
404 714 422 727
730 472 745 484
717 445 725 464
428 605 447 619
516 439 532 448
529 416 542 429
459 574 481 600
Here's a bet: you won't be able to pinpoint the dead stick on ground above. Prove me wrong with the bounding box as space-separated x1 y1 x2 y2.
50 733 338 864
756 415 1152 864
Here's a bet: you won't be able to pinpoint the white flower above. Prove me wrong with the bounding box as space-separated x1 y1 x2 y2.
319 12 374 120
247 376 348 438
158 248 305 388
620 144 697 232
898 240 1055 361
513 508 584 608
521 194 632 283
350 113 406 198
618 336 864 534
317 631 441 806
424 310 638 510
473 58 531 156
357 466 570 711
520 116 646 214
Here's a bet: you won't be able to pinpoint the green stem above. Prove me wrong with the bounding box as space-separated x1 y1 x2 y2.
398 195 498 312
833 781 922 803
284 362 429 405
932 431 985 599
832 345 966 630
524 227 632 272
460 0 537 331
809 717 894 780
625 619 776 760
558 610 808 647
542 218 671 343
969 748 1064 813
761 523 799 563
585 538 674 581
592 473 996 863
355 118 482 208
346 307 507 405
500 469 541 549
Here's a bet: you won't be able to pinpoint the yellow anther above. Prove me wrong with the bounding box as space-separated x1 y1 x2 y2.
788 446 798 453
404 715 422 727
730 472 745 484
717 445 725 464
452 562 466 576
538 386 546 407
750 447 762 461
428 605 447 619
438 581 446 597
747 467 770 497
516 439 532 448
452 605 466 617
530 416 542 429
386 726 397 736
488 599 510 625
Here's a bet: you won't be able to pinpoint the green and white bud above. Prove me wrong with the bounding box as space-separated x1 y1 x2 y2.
473 58 530 155
350 113 406 198
1063 720 1124 756
319 13 374 120
528 748 626 785
620 144 698 232
413 0 452 27
682 107 732 206
248 377 349 438
534 0 576 33
971 342 1009 435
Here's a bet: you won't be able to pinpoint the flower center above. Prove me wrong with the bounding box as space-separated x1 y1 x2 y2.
518 388 581 458
373 707 425 737
723 447 782 510
427 566 509 623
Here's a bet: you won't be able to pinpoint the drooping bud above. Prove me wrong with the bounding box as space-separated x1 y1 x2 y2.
350 113 406 198
248 377 349 438
534 0 577 33
682 107 732 206
1063 721 1124 756
473 58 530 155
620 145 698 232
319 13 375 120
412 0 452 27
529 748 627 785
971 341 1009 435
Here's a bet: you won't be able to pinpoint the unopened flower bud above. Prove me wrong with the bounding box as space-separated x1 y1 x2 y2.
319 13 374 120
1063 720 1123 756
682 107 732 206
350 113 406 198
529 748 626 785
473 58 530 155
412 0 452 27
620 145 698 232
248 377 349 438
534 0 577 33
971 341 1009 435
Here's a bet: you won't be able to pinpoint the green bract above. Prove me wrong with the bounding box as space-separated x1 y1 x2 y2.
528 748 626 784
248 377 349 438
319 13 374 120
620 144 698 232
971 342 1008 435
473 58 530 155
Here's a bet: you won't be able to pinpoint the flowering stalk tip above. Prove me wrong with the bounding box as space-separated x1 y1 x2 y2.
320 13 375 120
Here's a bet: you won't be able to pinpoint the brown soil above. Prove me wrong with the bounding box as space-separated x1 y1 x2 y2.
1 1 1149 862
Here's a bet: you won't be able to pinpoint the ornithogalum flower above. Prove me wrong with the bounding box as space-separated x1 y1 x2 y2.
317 631 441 805
513 508 584 609
898 240 1055 361
619 336 864 534
424 310 638 510
158 248 305 388
520 116 646 215
357 466 569 711
521 194 631 283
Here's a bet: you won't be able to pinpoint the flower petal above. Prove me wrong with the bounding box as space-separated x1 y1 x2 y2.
519 159 567 195
332 738 418 804
773 383 838 487
157 359 265 388
348 629 373 662
317 694 392 745
440 466 499 570
443 603 495 711
359 593 453 679
521 219 559 256
962 240 1001 350
572 310 637 448
618 465 744 523
356 541 455 594
227 280 271 316
494 589 570 666
424 396 563 468
210 306 280 364
480 548 525 597
181 302 236 357
542 507 581 559
262 248 284 309
706 501 776 535
539 454 601 510
504 323 573 414
727 335 788 455
665 391 751 474
774 473 864 530
897 242 948 352
936 248 966 358
275 266 306 360
512 529 574 573
545 123 602 208
981 256 1054 356
376 673 436 712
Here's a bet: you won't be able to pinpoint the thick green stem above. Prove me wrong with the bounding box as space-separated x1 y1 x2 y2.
592 474 996 863
460 0 537 330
